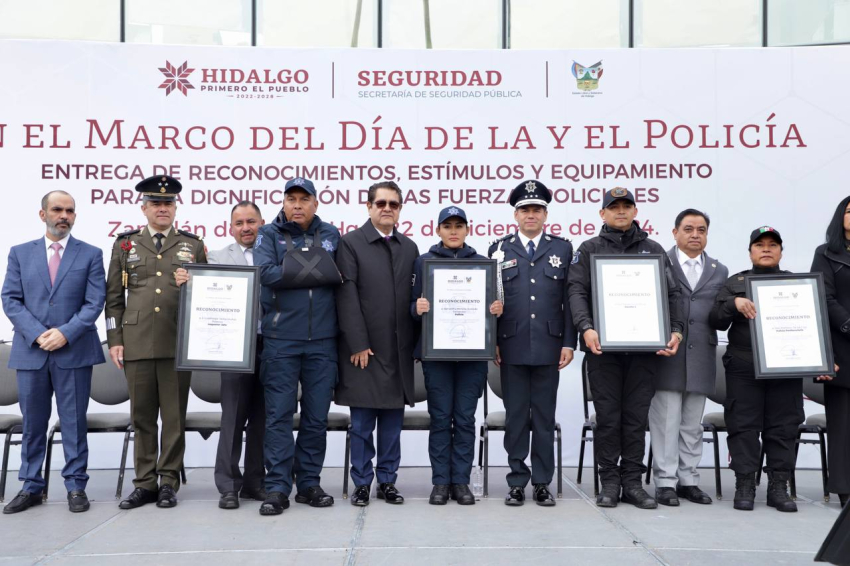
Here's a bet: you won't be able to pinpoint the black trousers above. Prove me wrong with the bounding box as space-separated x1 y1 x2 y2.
586 353 656 486
214 336 265 494
825 383 850 494
500 364 559 487
723 354 803 475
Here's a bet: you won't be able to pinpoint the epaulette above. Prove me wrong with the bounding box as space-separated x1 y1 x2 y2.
544 233 569 242
178 229 203 240
489 233 513 247
115 228 141 238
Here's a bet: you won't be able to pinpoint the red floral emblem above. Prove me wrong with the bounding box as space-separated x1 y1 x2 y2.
120 240 133 252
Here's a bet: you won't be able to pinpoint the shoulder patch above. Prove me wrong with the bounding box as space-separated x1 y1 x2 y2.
115 228 141 238
254 234 264 249
177 229 202 240
571 250 581 264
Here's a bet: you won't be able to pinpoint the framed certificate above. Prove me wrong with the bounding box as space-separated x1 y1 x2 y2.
421 258 497 361
746 273 836 379
590 254 671 352
176 264 261 373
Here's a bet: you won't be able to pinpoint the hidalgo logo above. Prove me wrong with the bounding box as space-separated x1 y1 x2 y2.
571 60 603 91
158 60 195 96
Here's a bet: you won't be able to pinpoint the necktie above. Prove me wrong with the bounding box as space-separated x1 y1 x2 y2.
48 242 63 285
685 258 699 289
385 235 392 242
154 233 164 252
244 247 253 266
527 240 535 260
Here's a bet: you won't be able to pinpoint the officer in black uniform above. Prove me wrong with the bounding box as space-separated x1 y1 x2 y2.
488 179 577 507
567 187 684 510
708 226 827 512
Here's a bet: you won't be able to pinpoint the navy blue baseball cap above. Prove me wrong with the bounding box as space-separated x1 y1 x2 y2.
437 206 468 224
284 177 317 196
602 186 636 209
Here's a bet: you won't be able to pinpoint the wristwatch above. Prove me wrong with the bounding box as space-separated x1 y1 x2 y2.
672 331 684 343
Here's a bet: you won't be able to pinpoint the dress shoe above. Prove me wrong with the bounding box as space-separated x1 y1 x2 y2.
504 486 525 506
621 485 657 509
219 491 239 510
733 473 756 511
533 484 556 507
259 491 289 516
350 485 370 506
451 484 475 505
157 485 178 508
655 487 680 507
377 482 404 504
429 485 449 505
596 484 619 508
67 490 90 513
119 487 158 510
3 490 42 514
839 493 849 507
295 485 334 508
676 485 712 505
239 487 268 501
766 472 797 513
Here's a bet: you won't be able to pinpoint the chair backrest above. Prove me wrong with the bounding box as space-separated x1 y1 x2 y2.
413 362 428 404
581 355 592 418
0 341 18 406
90 342 129 405
708 344 727 405
191 371 222 404
803 378 825 405
486 361 502 399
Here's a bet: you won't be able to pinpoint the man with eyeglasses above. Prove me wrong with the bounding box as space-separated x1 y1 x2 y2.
335 181 420 506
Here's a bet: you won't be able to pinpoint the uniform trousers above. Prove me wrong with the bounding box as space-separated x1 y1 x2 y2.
350 407 405 487
723 354 803 475
124 359 191 491
825 383 850 494
648 389 706 488
422 360 487 485
587 353 657 486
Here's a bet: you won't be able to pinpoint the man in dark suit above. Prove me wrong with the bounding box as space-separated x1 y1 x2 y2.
488 180 577 507
1 191 106 514
209 201 267 509
650 209 728 506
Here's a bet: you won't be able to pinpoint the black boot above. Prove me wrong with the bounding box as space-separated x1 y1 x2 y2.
766 472 797 512
733 473 756 511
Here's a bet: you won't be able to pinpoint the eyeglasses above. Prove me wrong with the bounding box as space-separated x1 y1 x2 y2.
372 200 401 210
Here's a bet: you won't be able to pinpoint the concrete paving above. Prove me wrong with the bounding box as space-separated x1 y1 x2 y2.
0 467 841 565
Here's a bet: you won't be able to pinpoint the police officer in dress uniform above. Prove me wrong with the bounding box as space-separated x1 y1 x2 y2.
487 180 577 507
105 175 207 510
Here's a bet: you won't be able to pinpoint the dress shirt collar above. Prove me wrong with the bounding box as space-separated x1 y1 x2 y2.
676 247 704 268
44 233 71 253
517 231 543 250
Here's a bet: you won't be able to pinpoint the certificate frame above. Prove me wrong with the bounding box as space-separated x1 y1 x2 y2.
176 264 260 373
746 273 835 379
590 254 671 352
421 258 497 361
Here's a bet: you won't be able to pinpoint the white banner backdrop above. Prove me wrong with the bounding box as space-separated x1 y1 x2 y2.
0 40 848 473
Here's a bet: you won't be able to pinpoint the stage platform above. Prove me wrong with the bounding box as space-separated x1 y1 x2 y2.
1 467 841 566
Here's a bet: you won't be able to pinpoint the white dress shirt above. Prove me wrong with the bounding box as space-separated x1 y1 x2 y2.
676 247 704 285
517 232 543 254
45 233 71 260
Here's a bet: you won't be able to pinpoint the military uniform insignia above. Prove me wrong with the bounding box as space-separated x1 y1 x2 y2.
524 181 537 193
571 251 581 264
492 249 505 262
711 263 717 268
322 239 335 252
254 234 263 249
548 255 562 268
611 187 628 198
501 259 517 269
127 254 140 263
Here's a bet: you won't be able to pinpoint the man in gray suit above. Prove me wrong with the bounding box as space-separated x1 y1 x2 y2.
650 209 728 506
209 201 267 509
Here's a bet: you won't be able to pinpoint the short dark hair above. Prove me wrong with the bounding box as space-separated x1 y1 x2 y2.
41 190 74 211
231 200 262 218
825 195 850 254
674 208 710 229
367 181 403 204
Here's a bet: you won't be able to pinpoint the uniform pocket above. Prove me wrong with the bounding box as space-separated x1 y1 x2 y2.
544 266 566 281
122 310 139 326
499 320 517 339
547 319 564 338
127 259 147 287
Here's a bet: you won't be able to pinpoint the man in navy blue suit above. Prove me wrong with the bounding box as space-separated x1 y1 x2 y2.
1 191 106 514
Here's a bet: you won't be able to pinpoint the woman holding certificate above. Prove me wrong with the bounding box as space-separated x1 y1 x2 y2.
411 206 503 506
810 195 850 508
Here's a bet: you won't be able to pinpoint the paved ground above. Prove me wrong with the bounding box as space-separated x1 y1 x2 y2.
0 467 841 565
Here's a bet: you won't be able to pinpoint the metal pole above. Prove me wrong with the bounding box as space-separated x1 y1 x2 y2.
120 0 125 42
762 0 768 47
251 0 257 46
628 0 634 47
377 0 383 48
502 0 509 49
423 0 432 48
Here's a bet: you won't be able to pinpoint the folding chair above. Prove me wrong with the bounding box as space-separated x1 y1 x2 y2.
0 341 23 503
575 356 599 496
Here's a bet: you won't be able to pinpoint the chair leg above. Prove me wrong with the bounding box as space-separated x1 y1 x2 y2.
43 425 58 501
756 443 765 486
645 446 653 485
483 426 489 498
180 465 188 484
116 429 131 500
577 427 587 485
477 424 484 469
1 428 15 503
712 429 722 500
591 426 599 497
818 430 829 502
343 427 351 499
556 423 562 498
790 428 803 501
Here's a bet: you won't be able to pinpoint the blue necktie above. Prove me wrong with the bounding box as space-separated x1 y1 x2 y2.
527 240 535 260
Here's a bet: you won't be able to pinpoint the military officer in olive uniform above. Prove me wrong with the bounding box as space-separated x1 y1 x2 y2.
105 175 207 509
487 180 577 507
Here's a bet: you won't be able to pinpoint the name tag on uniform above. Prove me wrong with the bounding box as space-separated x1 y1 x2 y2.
500 259 517 270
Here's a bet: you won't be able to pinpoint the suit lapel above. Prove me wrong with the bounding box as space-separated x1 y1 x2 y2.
229 244 247 266
159 231 182 255
531 235 554 264
506 234 528 261
50 236 80 297
35 238 51 292
668 247 691 291
136 229 157 255
692 252 716 293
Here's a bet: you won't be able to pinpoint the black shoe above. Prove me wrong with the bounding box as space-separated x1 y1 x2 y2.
766 472 797 513
67 490 90 513
533 484 556 507
3 490 42 514
676 485 712 505
429 485 450 505
350 485 370 506
733 473 756 511
157 485 178 508
839 493 849 508
240 487 268 501
451 484 475 505
295 485 334 508
119 487 158 510
259 491 289 516
377 482 404 504
655 487 680 507
596 484 619 508
504 486 525 506
219 491 239 510
621 485 658 509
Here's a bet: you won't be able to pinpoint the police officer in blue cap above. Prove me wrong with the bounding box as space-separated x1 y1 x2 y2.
253 177 341 515
488 180 577 506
